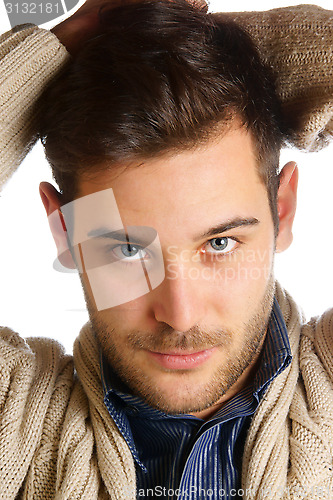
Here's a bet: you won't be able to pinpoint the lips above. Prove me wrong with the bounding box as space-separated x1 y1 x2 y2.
147 347 216 370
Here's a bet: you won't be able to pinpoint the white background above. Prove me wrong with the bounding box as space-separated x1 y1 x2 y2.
0 0 332 354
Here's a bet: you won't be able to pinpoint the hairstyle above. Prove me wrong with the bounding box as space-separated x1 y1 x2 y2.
39 0 286 232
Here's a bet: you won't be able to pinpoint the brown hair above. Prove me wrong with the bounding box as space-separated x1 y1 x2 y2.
39 0 286 231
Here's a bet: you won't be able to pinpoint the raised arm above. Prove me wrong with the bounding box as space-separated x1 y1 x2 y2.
0 26 69 188
220 5 333 152
1 3 332 191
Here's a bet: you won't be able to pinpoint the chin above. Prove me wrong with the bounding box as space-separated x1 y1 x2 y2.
125 371 224 415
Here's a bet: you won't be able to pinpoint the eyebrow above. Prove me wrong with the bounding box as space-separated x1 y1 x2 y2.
87 217 260 245
87 227 154 247
193 217 260 241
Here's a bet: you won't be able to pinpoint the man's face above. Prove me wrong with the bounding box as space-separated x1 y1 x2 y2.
72 122 283 417
42 121 296 418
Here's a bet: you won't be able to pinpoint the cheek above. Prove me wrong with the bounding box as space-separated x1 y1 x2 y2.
97 295 150 330
80 270 146 337
208 239 275 312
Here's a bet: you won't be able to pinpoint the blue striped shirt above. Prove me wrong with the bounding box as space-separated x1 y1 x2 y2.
100 298 291 499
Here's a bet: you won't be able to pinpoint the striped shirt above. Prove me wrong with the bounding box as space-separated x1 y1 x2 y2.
100 298 291 499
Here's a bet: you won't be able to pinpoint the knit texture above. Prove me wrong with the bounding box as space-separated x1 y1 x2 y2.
221 5 333 152
0 26 69 188
0 285 332 499
242 286 333 499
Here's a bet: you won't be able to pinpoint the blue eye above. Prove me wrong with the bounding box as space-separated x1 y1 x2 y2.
204 237 238 255
210 238 228 251
111 243 148 262
120 244 140 258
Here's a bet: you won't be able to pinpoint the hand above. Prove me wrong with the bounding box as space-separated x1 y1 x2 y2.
51 0 208 56
51 0 142 55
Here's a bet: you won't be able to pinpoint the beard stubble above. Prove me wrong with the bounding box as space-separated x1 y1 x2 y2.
85 274 276 415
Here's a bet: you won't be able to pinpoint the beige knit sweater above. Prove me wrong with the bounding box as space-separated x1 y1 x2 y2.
221 5 333 152
0 6 333 500
0 286 332 499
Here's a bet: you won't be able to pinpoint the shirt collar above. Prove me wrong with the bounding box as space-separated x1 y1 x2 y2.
252 297 292 398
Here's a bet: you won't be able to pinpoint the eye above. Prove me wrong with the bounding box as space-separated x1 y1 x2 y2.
111 243 149 262
202 237 238 255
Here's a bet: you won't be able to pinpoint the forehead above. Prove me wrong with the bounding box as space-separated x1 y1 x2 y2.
76 124 268 240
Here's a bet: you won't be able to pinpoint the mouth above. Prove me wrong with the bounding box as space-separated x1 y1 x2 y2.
146 347 217 370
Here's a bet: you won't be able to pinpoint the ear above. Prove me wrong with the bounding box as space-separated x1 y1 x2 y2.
275 161 298 253
39 182 76 270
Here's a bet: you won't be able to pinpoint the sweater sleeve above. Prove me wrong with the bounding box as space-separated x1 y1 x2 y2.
0 25 70 189
217 5 333 152
0 327 75 499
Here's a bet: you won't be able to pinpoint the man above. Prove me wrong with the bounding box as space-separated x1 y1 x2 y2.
0 1 332 499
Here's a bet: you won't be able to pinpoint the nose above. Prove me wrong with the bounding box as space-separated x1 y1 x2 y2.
148 260 205 332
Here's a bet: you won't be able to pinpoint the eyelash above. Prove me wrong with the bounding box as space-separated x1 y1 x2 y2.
200 236 241 258
106 236 242 266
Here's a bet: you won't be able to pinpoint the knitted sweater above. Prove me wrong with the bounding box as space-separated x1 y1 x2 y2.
1 287 332 499
0 7 333 500
221 5 333 152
